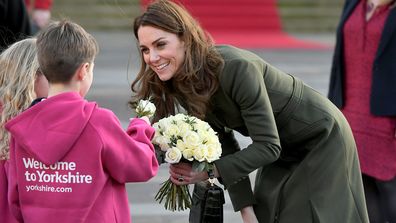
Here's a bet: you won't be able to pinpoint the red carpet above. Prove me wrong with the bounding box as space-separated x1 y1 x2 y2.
141 0 329 49
207 31 329 49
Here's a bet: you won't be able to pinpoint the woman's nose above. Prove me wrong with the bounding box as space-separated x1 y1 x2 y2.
149 51 160 62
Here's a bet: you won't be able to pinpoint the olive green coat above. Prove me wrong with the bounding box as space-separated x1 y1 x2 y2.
206 45 369 223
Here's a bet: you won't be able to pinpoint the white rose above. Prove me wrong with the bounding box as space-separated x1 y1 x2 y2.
178 122 191 138
152 128 162 142
155 136 171 152
176 139 188 152
165 147 182 164
152 122 160 130
197 132 210 144
174 114 186 122
157 118 171 130
182 148 194 161
135 99 156 118
159 143 170 152
206 134 220 145
183 131 201 148
193 144 208 162
163 123 180 138
206 144 221 163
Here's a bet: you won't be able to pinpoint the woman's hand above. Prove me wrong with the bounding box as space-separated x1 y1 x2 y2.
169 162 208 185
241 206 259 223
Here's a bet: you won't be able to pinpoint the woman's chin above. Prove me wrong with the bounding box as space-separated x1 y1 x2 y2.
157 74 172 82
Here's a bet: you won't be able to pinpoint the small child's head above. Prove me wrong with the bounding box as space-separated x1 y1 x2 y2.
36 20 99 96
0 38 47 104
0 38 47 160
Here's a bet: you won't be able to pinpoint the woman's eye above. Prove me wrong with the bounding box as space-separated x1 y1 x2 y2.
141 48 149 54
157 42 166 48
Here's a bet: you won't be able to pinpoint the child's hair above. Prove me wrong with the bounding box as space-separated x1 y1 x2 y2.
36 20 99 84
0 38 39 160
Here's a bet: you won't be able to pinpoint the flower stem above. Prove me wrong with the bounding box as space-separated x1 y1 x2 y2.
154 178 192 211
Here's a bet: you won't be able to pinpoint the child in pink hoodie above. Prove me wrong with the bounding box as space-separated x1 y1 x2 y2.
0 38 48 223
5 20 159 223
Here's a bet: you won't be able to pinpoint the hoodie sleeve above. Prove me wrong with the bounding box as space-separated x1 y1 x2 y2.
6 139 23 222
98 112 158 183
0 159 17 223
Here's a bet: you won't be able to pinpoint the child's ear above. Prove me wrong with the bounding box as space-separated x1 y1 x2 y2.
77 63 90 81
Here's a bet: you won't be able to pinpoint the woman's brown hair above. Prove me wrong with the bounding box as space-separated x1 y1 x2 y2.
130 0 224 122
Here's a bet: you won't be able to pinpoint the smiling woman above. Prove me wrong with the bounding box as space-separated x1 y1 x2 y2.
129 1 370 222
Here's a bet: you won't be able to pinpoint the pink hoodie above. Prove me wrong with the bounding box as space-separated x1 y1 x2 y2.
1 160 18 223
5 92 158 223
0 103 16 223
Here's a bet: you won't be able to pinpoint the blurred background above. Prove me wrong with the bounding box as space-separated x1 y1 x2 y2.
48 0 342 222
51 0 343 33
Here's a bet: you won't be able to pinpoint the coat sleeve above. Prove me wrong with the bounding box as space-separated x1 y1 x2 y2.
215 128 256 211
214 58 281 189
98 112 158 183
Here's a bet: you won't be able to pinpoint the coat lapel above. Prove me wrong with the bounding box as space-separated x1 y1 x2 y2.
340 0 360 27
376 8 396 57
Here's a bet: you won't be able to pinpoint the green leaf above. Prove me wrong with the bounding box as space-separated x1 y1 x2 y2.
192 161 206 172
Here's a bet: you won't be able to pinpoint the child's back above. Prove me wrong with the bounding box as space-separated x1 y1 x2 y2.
5 20 159 223
6 92 158 223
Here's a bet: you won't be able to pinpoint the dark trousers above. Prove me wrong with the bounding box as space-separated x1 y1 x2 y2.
363 174 396 223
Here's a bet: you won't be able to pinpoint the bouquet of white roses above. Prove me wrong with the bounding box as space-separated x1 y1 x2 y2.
152 114 222 211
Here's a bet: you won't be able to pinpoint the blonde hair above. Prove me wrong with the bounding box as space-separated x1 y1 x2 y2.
0 38 39 160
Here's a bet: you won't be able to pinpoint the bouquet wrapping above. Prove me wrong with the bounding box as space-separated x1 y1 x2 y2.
152 114 222 211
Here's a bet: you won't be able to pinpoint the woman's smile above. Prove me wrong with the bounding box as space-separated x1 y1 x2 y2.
154 61 170 71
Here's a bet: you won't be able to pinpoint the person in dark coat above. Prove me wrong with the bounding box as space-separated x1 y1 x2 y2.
131 0 370 222
328 0 396 222
0 0 31 52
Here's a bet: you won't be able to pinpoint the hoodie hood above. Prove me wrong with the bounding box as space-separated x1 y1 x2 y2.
5 92 96 165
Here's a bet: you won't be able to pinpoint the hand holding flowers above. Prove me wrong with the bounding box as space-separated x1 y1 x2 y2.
168 162 217 185
152 114 222 211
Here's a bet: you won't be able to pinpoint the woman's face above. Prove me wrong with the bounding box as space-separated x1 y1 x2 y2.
137 25 186 81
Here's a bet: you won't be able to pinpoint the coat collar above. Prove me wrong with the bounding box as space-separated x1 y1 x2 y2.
339 0 360 26
377 7 396 57
340 0 396 58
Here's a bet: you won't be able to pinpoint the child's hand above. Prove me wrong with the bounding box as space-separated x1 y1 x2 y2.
129 116 151 125
139 116 151 125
